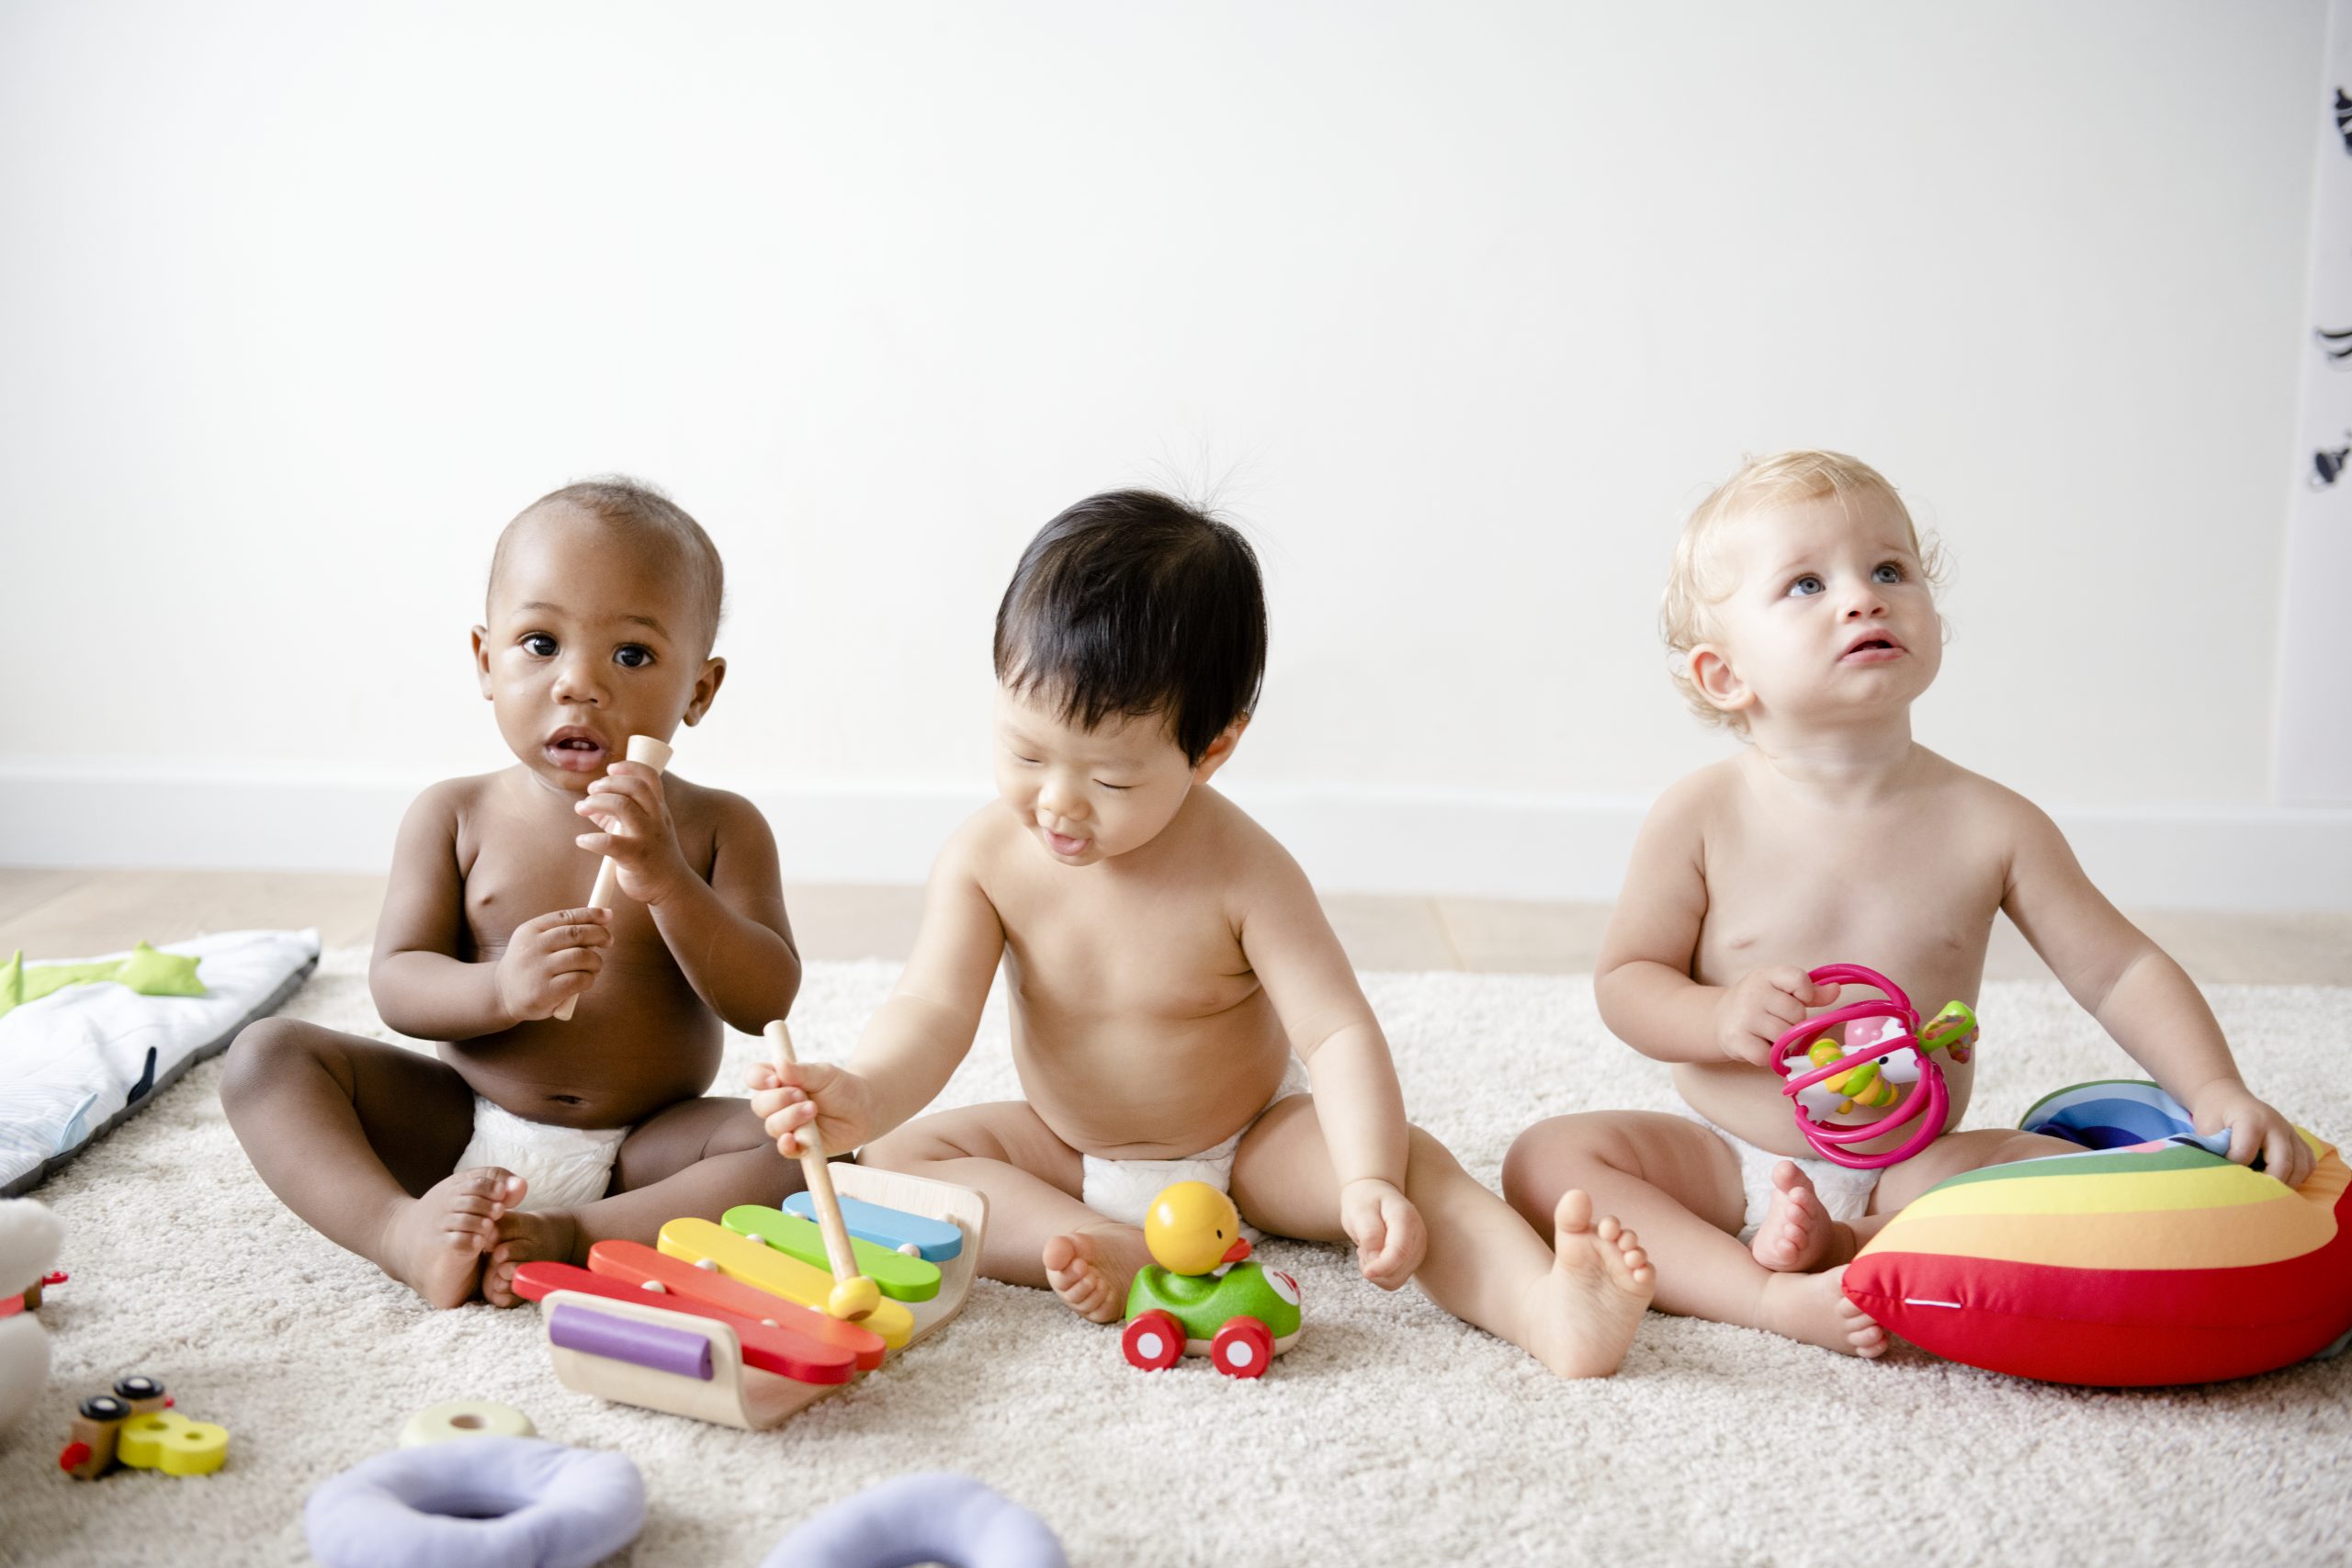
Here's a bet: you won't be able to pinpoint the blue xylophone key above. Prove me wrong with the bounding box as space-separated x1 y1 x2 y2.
786 1191 963 1261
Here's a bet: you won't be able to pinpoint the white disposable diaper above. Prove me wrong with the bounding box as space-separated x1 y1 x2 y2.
1080 1056 1311 1230
453 1096 628 1212
1674 1106 1880 1244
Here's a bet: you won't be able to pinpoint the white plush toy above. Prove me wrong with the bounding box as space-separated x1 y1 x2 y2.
0 1198 64 1434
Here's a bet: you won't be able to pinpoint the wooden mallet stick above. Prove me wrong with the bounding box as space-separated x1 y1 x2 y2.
551 733 673 1021
764 1018 880 1322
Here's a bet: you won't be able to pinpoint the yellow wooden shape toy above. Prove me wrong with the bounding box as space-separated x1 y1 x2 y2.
116 1411 230 1476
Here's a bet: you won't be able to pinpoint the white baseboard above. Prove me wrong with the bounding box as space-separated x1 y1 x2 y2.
2 765 2347 911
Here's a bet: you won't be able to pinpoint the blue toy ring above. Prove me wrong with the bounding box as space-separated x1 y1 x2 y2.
762 1472 1067 1568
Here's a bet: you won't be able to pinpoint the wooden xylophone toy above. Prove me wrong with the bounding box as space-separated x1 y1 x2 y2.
514 1162 987 1430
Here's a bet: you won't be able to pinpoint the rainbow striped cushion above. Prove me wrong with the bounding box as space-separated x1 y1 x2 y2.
1843 1081 2352 1386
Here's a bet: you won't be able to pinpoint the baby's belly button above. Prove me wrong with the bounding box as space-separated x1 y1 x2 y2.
525 1096 636 1130
470 1077 626 1123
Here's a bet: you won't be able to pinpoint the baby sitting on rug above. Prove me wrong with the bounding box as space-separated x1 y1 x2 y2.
222 479 807 1308
750 491 1656 1378
1501 449 2311 1356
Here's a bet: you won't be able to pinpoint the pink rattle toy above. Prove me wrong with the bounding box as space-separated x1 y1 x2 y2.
1768 964 1978 1170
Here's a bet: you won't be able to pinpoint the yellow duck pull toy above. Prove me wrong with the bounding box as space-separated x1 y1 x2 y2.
1123 1181 1302 1378
1144 1181 1254 1276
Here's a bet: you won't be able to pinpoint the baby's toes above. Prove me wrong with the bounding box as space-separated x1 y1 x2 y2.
1834 1295 1888 1357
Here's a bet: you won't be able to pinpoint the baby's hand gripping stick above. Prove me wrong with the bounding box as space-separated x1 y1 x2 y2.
551 733 673 1021
764 1019 881 1322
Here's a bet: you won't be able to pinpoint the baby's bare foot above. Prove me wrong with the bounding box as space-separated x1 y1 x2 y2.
482 1195 578 1309
1751 1161 1850 1273
1041 1224 1153 1324
1520 1190 1657 1380
380 1168 519 1310
1761 1266 1888 1358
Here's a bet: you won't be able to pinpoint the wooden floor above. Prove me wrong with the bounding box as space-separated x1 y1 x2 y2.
2 867 2346 984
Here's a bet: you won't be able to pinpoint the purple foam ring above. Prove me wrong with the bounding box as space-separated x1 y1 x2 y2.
549 1303 716 1382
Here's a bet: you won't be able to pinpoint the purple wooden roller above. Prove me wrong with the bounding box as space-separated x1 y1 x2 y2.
549 1303 716 1381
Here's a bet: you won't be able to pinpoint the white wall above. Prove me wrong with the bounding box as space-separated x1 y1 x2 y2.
2280 0 2352 808
3 1 2346 907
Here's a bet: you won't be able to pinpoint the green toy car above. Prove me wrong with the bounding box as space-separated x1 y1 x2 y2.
1121 1251 1303 1379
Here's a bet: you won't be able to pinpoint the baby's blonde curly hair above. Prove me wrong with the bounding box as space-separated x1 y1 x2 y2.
1662 449 1945 730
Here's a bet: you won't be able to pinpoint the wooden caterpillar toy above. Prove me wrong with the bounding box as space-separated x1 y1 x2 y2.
58 1375 230 1479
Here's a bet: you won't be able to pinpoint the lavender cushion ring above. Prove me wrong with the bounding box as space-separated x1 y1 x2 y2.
304 1437 644 1568
763 1472 1067 1568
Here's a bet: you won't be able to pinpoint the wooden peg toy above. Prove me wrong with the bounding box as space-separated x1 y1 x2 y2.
113 1373 170 1415
763 1019 881 1322
59 1376 225 1478
551 733 673 1021
58 1393 131 1479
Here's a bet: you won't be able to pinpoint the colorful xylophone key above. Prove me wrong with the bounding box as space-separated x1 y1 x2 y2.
786 1191 965 1262
512 1261 857 1384
722 1205 942 1303
658 1219 916 1348
587 1241 888 1369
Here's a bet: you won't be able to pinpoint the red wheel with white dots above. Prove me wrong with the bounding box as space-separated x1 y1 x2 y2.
1122 1310 1184 1371
1210 1316 1273 1379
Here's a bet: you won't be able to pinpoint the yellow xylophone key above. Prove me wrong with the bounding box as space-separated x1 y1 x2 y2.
722 1205 942 1302
658 1218 913 1348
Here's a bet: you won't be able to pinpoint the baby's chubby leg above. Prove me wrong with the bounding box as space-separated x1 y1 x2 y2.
483 1097 806 1306
1861 1124 2084 1224
1503 1111 1885 1358
220 1017 515 1310
1232 1099 1657 1379
1750 1126 2084 1275
1748 1121 2091 1287
859 1103 1148 1323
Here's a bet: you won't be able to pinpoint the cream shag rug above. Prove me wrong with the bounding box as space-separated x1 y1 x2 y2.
3 952 2349 1567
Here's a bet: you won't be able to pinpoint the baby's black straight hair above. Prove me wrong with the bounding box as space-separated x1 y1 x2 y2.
993 490 1267 765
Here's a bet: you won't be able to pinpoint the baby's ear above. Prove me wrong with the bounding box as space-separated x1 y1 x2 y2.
1686 644 1753 717
683 656 727 727
469 626 493 698
1192 713 1250 782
